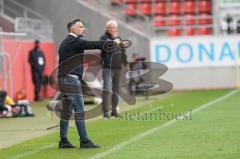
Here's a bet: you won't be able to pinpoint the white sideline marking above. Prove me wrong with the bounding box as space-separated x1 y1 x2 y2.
10 143 55 159
90 90 238 159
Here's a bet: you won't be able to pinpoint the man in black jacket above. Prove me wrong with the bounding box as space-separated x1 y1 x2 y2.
0 90 7 114
58 19 119 149
28 40 45 101
100 20 128 118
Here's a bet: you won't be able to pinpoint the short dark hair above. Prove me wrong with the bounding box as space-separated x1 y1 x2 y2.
35 39 40 44
67 19 82 32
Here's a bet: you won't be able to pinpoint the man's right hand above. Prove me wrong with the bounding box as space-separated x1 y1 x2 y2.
114 39 121 45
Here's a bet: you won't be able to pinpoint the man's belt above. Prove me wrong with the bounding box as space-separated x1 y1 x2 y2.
66 74 79 79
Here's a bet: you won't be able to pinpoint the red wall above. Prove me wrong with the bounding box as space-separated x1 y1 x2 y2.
2 39 57 101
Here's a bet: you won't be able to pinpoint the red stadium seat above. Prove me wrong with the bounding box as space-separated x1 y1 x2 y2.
184 14 195 25
111 0 123 5
153 16 166 27
198 1 211 13
168 28 181 36
125 0 137 3
198 27 211 35
154 2 166 15
168 15 181 26
185 28 195 36
171 0 182 1
138 3 152 16
140 0 152 3
198 14 212 24
169 2 181 15
125 4 137 16
183 1 196 14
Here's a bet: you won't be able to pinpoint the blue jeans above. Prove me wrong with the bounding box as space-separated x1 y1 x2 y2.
58 75 89 142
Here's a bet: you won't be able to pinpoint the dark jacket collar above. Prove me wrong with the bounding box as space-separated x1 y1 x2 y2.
105 32 115 40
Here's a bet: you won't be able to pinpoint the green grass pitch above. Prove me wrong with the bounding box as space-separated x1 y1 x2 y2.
0 89 239 159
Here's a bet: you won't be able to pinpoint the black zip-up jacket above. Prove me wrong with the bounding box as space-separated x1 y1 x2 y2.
0 90 7 112
100 32 128 69
28 47 45 73
58 34 113 79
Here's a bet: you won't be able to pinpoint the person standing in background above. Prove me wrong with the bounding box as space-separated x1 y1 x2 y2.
28 40 45 101
100 20 128 118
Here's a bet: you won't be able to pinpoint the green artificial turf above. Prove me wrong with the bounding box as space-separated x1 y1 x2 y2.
0 89 239 159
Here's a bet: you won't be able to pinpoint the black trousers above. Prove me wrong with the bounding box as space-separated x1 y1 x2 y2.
32 71 43 100
102 68 121 114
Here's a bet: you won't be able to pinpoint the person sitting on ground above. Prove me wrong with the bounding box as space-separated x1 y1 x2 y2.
0 90 34 118
15 89 35 117
0 90 9 117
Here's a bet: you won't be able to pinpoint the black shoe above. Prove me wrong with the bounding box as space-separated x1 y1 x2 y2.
80 140 101 148
103 113 110 119
59 140 76 148
34 97 42 102
111 112 119 117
